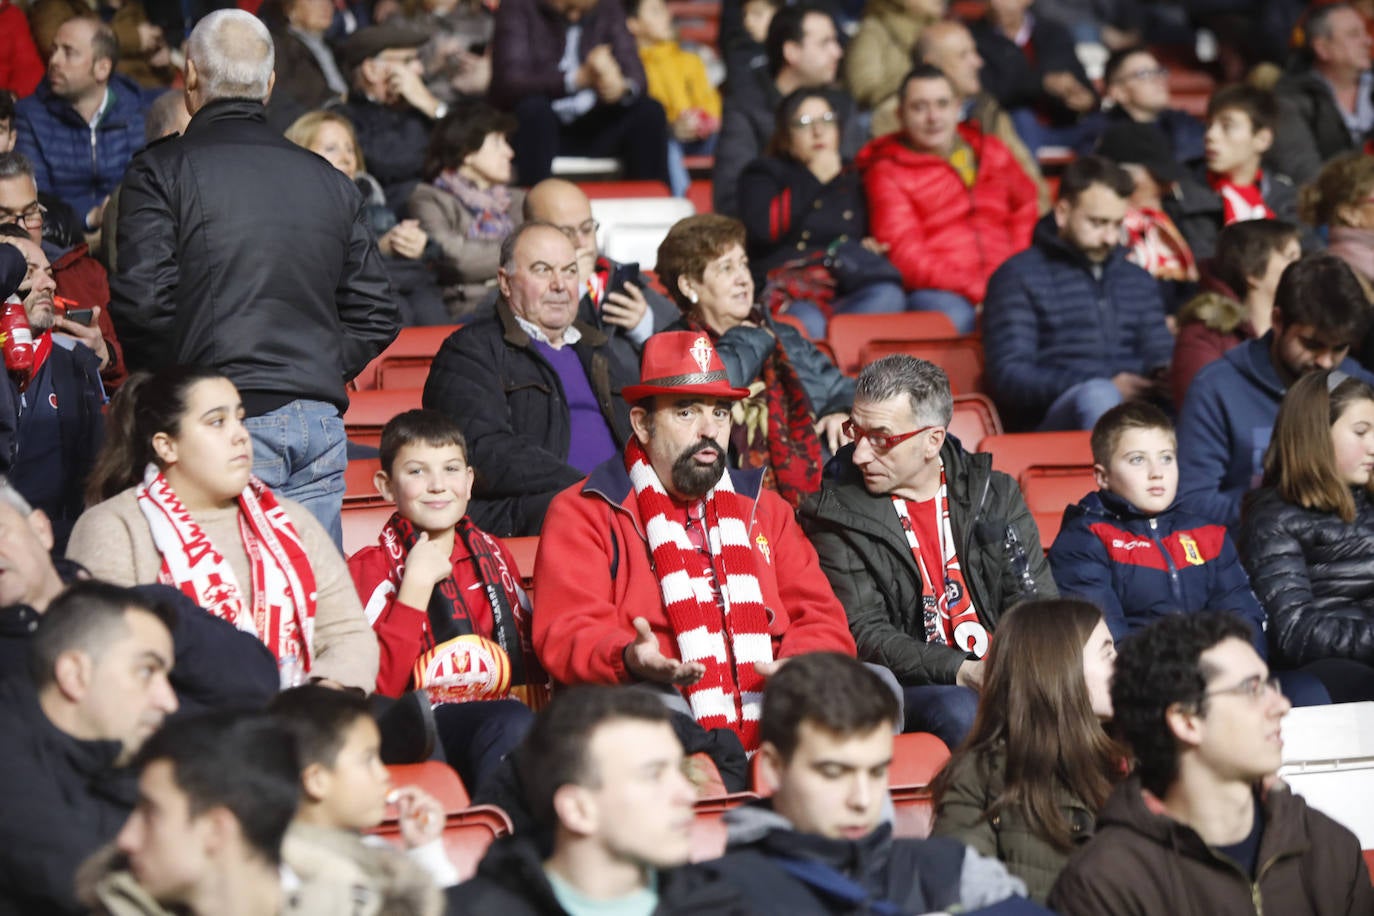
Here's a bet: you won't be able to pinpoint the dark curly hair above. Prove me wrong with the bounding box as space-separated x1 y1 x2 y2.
422 99 517 181
1110 611 1256 796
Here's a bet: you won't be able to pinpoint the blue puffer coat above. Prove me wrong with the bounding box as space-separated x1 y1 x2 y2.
14 74 146 221
1049 489 1267 655
982 213 1174 429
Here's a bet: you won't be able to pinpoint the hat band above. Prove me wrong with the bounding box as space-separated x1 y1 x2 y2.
638 370 730 388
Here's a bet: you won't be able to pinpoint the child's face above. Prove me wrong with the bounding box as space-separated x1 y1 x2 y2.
1095 426 1178 514
1204 108 1270 178
377 443 474 536
630 0 674 43
313 717 391 831
742 0 775 45
1330 397 1374 487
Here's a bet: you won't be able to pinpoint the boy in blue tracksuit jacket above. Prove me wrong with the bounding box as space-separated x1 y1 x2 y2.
1048 402 1267 655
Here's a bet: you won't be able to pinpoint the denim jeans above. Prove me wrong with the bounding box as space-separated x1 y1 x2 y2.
1038 378 1123 431
245 399 348 549
902 684 979 750
904 288 978 334
786 281 908 340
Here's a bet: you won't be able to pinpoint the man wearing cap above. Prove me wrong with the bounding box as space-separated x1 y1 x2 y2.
531 330 857 753
336 23 449 213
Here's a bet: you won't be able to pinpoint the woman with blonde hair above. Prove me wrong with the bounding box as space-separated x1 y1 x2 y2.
932 598 1123 903
1240 369 1374 701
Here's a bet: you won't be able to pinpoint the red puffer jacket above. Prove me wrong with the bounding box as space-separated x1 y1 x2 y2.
857 123 1038 304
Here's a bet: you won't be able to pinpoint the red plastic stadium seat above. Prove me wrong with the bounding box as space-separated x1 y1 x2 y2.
1364 849 1374 884
948 394 1003 451
857 336 985 393
344 388 424 448
387 762 470 812
978 430 1093 487
581 180 672 199
343 458 384 506
503 536 539 587
686 179 713 215
355 325 460 391
370 763 515 881
828 312 959 375
342 503 395 558
1020 464 1098 548
774 312 813 340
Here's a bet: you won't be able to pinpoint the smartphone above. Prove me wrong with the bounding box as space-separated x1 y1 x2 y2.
606 262 639 299
64 308 94 326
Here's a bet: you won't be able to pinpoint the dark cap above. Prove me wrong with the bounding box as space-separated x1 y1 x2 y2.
0 243 25 301
337 24 430 71
1095 121 1183 185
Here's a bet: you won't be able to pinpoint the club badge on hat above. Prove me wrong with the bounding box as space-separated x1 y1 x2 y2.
622 331 752 403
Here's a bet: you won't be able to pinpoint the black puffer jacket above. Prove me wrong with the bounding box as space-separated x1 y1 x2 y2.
800 436 1056 686
110 98 398 415
1239 486 1374 668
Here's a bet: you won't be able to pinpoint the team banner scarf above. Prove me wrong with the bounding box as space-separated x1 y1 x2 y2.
890 465 989 658
135 465 317 686
626 437 774 751
377 513 540 703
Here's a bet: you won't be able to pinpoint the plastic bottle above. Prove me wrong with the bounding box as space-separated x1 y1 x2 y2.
0 299 35 377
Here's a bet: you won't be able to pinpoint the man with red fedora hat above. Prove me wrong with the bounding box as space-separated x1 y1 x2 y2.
531 331 857 753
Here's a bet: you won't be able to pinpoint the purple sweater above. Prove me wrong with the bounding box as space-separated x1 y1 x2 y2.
534 339 618 474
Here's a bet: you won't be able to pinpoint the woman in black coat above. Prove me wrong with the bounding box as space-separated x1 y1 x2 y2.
1240 369 1374 702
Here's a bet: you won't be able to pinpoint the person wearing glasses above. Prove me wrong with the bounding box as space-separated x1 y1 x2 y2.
1049 611 1374 915
739 88 909 340
800 354 1055 750
1239 369 1374 704
1101 47 1204 167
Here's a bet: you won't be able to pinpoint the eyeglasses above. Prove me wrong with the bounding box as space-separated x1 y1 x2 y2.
790 111 838 130
557 219 599 241
0 202 45 229
842 418 938 451
1203 674 1283 703
1116 66 1169 83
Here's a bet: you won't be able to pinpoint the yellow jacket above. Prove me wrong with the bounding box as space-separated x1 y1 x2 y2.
638 40 721 124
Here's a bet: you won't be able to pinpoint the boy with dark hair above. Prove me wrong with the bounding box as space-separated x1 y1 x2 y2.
1049 402 1267 653
710 653 1029 914
1177 252 1374 528
347 408 540 790
1048 612 1372 914
449 685 742 914
1171 84 1303 262
269 685 451 908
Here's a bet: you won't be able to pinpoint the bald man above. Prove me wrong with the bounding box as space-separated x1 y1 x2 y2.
522 178 676 365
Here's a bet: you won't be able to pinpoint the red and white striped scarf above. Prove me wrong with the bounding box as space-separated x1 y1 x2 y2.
135 465 318 687
625 437 774 751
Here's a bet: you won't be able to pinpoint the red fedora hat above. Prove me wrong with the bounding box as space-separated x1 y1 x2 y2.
622 331 752 403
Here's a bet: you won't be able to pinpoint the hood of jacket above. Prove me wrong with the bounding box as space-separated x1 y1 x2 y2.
1176 289 1248 334
282 823 444 916
723 799 898 871
1218 331 1287 401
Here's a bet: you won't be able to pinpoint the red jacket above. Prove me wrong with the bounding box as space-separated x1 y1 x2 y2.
349 527 537 697
857 123 1038 304
0 2 43 98
532 460 856 686
51 244 127 389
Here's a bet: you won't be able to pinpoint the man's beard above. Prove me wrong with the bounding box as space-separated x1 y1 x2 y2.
670 437 726 499
24 293 54 332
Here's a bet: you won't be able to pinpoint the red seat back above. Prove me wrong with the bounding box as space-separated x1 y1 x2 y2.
858 337 986 394
1020 464 1098 548
342 504 396 558
355 325 460 391
343 458 384 506
828 312 959 375
344 388 424 448
978 430 1093 485
948 394 1003 451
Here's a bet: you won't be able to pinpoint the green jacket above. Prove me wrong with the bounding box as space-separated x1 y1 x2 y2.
799 437 1056 686
932 743 1096 904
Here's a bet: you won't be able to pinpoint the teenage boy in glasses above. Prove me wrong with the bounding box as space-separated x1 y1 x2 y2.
800 354 1056 749
1049 611 1373 915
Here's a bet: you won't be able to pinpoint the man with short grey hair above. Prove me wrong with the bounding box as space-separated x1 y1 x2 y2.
110 8 399 547
799 355 1055 749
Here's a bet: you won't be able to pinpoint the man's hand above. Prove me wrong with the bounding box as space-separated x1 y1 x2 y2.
1043 71 1095 113
388 64 442 118
754 658 789 678
137 21 164 52
602 281 649 330
450 48 492 96
380 219 428 261
389 785 447 849
815 412 852 453
956 659 984 690
861 237 889 255
624 617 706 685
585 45 627 103
673 112 701 143
53 305 110 371
1111 371 1157 400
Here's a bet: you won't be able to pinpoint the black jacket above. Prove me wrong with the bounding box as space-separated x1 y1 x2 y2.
969 15 1096 126
738 156 871 285
109 98 399 415
0 677 138 916
422 300 635 537
334 94 434 216
446 835 750 915
1239 486 1374 669
800 436 1056 687
1269 68 1371 186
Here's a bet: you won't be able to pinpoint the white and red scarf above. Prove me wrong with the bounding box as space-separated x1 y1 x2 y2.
135 464 318 686
626 437 773 751
891 465 989 658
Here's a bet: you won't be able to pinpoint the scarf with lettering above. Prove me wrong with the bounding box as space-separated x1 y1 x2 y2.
626 436 773 751
890 465 989 658
136 465 316 686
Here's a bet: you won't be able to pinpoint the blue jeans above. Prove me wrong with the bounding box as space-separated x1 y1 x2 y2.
902 684 978 750
1038 378 1123 431
1009 107 1106 156
667 134 717 198
434 699 535 795
245 399 348 549
787 281 908 339
905 289 978 334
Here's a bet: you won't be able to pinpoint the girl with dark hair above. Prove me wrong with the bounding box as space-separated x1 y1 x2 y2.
737 88 910 339
67 366 379 691
408 101 525 318
931 598 1124 903
1239 370 1374 702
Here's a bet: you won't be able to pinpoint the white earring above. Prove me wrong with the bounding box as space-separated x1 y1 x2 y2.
687 290 699 304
